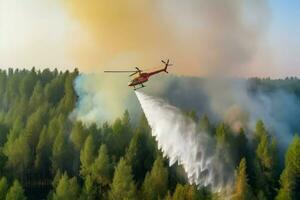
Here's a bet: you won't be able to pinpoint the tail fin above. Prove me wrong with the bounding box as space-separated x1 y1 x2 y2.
161 59 172 73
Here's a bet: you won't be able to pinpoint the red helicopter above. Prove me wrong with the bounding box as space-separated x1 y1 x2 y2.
104 59 172 90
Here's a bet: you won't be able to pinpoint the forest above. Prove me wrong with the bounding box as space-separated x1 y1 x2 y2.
0 68 299 200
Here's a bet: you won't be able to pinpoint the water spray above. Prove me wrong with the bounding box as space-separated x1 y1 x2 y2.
135 91 234 192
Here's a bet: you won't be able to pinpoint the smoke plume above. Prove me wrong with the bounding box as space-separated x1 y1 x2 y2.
135 91 234 192
70 73 300 149
62 0 270 76
69 73 138 125
201 79 299 147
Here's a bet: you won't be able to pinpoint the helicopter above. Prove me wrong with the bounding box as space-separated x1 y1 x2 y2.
104 59 172 90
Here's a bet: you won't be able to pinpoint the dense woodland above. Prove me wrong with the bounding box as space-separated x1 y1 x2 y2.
0 68 299 200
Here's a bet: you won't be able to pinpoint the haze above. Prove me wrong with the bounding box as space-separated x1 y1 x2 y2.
0 0 299 78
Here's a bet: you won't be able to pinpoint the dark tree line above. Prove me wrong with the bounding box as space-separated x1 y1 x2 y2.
0 68 299 200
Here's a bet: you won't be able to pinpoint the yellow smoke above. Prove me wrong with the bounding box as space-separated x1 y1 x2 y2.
62 0 269 76
63 0 179 73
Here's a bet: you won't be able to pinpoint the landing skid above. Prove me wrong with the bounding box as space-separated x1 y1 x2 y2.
133 84 146 90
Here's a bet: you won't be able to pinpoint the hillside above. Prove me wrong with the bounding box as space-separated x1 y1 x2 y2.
0 68 299 199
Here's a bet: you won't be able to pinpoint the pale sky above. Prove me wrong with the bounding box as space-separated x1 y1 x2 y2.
0 0 299 78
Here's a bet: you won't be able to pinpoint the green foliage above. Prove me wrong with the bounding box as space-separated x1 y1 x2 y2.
276 134 300 200
5 180 26 200
216 123 230 147
52 173 80 200
186 110 199 122
125 127 156 185
254 120 279 197
232 158 253 200
0 177 9 200
25 103 49 151
52 129 70 173
172 184 201 200
109 158 137 200
80 135 96 177
52 170 62 189
81 175 97 200
107 111 133 159
3 134 30 178
0 69 299 200
70 122 86 151
35 126 51 172
142 156 168 200
198 114 211 134
91 144 111 186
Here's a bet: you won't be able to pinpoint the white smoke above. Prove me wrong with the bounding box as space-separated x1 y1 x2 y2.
135 91 234 192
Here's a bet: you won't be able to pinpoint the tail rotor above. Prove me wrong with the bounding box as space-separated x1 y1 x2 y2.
161 59 172 73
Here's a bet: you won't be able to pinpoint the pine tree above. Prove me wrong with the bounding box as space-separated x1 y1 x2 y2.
216 123 230 146
172 184 200 200
255 120 267 141
57 72 77 114
91 144 111 186
3 134 30 178
164 191 172 200
125 128 155 185
109 111 132 158
232 158 253 200
81 175 97 200
80 135 96 177
70 121 86 151
25 103 48 150
53 173 80 200
35 126 51 176
276 134 300 200
52 170 62 189
29 81 44 113
142 156 168 200
0 177 8 200
109 158 136 200
235 128 248 163
5 180 26 200
254 120 278 197
52 130 70 173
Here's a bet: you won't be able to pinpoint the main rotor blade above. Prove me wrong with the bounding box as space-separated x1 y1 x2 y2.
129 71 138 76
135 67 142 72
104 70 137 73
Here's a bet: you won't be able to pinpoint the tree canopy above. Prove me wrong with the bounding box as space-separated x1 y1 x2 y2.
0 68 298 199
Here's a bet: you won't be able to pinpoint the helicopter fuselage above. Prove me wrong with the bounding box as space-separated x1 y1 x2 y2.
128 73 149 86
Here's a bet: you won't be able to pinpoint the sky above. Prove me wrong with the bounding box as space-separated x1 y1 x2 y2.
0 0 299 78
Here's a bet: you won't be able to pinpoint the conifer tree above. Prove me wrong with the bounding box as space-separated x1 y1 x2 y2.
70 121 86 151
52 130 70 172
35 126 51 175
80 135 96 177
53 173 80 200
91 144 111 186
254 120 278 197
276 134 300 200
81 175 97 200
0 177 8 200
172 184 200 200
142 156 168 200
3 134 30 178
232 158 253 200
125 128 155 185
5 180 26 200
109 158 136 200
